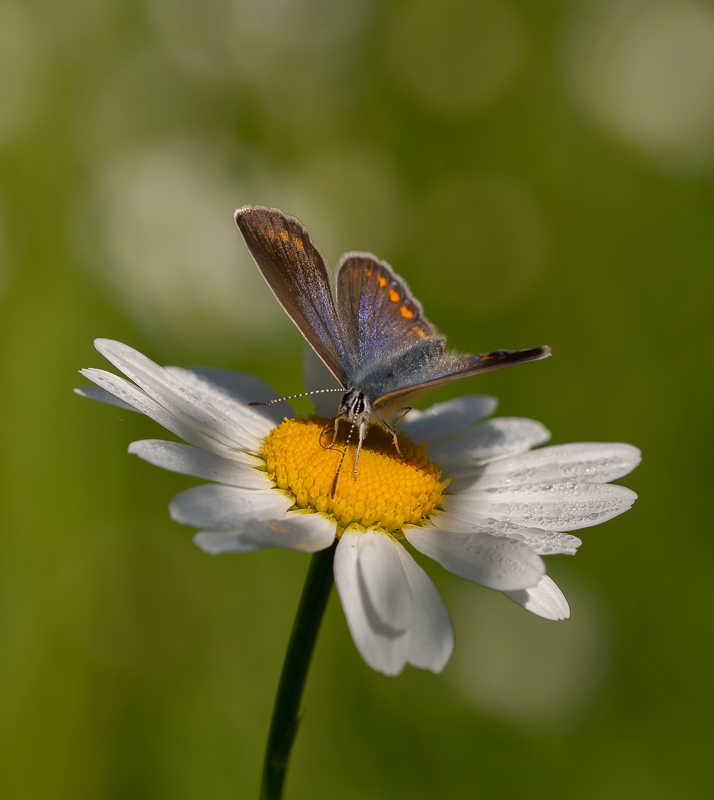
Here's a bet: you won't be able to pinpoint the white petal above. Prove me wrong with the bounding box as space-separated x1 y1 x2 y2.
399 395 498 443
504 575 570 620
302 342 343 418
357 530 413 632
93 339 270 452
243 512 336 551
128 440 270 488
194 530 264 554
166 366 293 433
442 482 638 532
405 525 545 591
194 511 336 554
334 531 411 676
74 385 137 412
169 484 292 529
80 368 218 450
95 340 232 436
430 514 582 556
393 544 454 673
504 528 582 557
429 417 551 466
463 442 642 490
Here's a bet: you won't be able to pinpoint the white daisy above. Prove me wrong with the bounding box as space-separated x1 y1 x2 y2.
77 338 641 676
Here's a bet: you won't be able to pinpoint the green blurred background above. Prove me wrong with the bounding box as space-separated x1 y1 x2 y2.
1 0 712 797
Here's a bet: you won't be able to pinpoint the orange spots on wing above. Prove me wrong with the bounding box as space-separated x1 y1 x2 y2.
389 289 400 302
415 328 426 338
275 229 305 250
378 275 388 287
400 305 414 319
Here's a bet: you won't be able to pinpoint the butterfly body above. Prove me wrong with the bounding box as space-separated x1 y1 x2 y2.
235 206 550 482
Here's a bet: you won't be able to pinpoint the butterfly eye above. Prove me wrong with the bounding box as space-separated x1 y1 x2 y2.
350 393 366 415
340 390 366 416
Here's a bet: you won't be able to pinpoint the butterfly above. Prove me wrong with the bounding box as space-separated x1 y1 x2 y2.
235 205 550 492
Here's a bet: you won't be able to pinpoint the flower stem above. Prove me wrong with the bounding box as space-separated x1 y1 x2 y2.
259 541 337 800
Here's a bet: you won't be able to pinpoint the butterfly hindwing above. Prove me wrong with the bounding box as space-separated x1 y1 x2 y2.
372 346 552 409
335 254 441 366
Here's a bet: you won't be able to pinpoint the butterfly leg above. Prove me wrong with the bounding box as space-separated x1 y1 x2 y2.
383 408 410 457
384 424 402 456
393 407 411 426
320 417 341 450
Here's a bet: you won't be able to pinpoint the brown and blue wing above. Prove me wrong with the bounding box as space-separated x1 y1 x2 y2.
335 253 442 367
372 346 552 409
234 206 350 386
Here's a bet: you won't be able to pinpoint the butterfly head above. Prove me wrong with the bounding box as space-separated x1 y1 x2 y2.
327 388 374 494
337 388 369 428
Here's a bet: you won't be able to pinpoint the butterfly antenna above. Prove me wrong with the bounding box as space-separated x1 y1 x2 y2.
249 388 343 407
330 418 357 499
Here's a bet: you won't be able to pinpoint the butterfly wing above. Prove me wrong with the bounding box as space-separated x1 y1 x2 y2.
335 254 443 365
237 207 551 418
234 206 349 386
335 252 550 411
372 346 552 411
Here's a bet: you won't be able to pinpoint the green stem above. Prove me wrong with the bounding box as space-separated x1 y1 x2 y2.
259 541 337 800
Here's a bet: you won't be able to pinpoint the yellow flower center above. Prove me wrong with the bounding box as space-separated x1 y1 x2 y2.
262 418 446 533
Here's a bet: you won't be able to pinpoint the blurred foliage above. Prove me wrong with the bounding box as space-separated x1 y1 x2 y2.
1 0 713 798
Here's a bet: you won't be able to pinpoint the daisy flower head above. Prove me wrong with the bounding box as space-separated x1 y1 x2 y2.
77 338 641 676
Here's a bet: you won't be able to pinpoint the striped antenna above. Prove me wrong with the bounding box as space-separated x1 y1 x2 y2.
249 388 344 407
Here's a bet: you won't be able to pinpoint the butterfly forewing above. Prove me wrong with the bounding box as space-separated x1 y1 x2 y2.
234 206 349 386
335 255 440 364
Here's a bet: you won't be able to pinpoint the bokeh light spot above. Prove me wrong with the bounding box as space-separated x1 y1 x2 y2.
75 141 287 353
148 0 371 127
565 0 714 170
